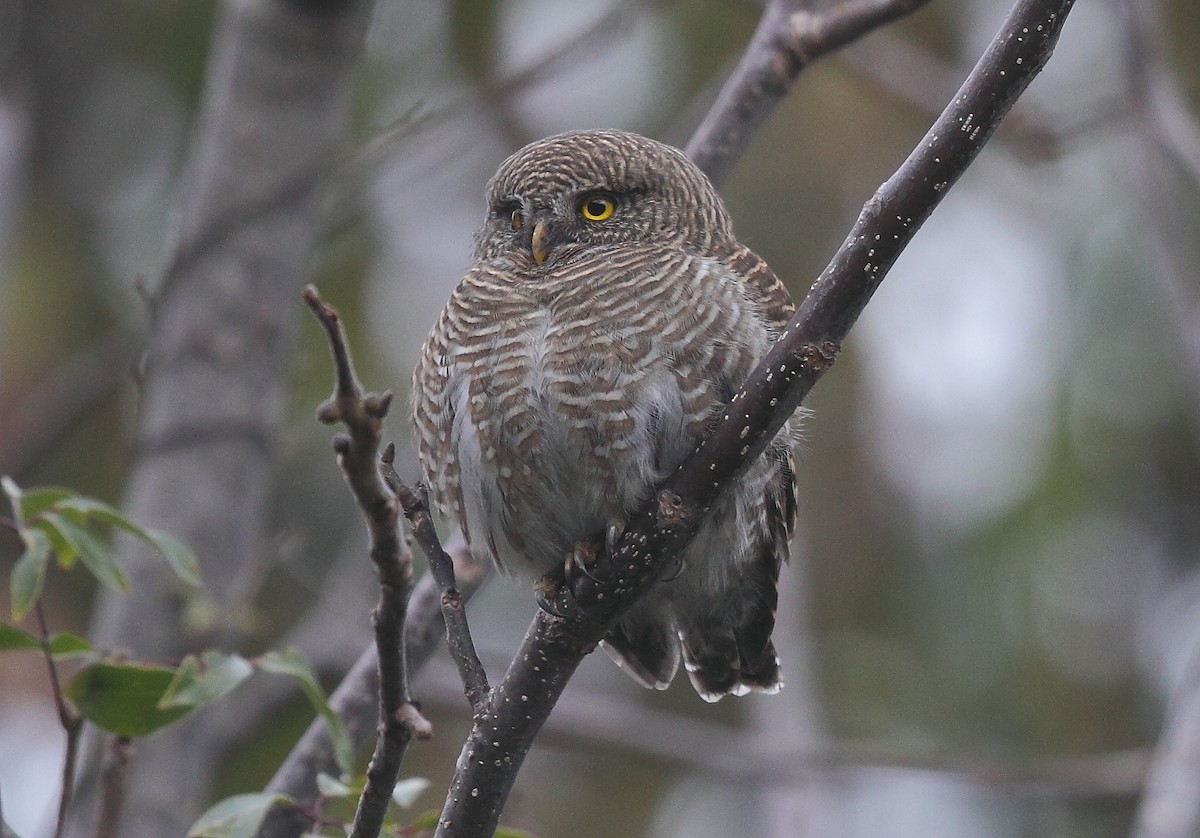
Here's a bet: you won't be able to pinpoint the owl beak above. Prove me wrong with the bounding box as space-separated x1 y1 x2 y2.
531 218 551 265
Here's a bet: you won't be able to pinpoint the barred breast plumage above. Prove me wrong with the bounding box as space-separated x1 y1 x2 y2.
412 130 800 701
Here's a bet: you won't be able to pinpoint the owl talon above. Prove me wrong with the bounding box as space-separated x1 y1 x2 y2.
604 520 625 558
535 574 569 618
568 541 604 583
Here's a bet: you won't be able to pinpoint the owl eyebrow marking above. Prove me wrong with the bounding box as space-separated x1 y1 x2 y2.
491 198 523 217
572 186 644 206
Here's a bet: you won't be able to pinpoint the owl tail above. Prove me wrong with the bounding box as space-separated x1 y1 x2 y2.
601 608 681 691
678 619 783 702
676 531 786 702
599 571 784 701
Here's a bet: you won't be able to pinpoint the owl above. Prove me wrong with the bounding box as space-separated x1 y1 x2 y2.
412 130 800 701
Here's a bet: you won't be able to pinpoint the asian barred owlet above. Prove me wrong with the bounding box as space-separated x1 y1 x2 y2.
413 130 800 701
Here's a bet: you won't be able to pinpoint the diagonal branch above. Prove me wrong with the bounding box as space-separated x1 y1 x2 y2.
435 0 1077 834
687 0 934 187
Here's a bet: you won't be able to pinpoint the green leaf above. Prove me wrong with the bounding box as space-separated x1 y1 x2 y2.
391 777 430 809
142 527 202 586
47 632 94 658
40 513 129 592
0 622 41 651
64 661 190 736
0 625 92 659
316 772 355 799
187 793 299 838
259 648 354 775
33 516 77 569
17 486 75 521
11 528 52 620
53 495 125 523
55 498 201 587
1 476 21 517
160 652 253 710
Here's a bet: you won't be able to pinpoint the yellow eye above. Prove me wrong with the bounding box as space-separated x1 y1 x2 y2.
511 209 523 230
580 195 615 221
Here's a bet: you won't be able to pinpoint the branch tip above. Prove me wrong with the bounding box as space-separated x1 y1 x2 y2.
364 391 393 418
301 284 337 328
316 400 342 424
397 703 434 740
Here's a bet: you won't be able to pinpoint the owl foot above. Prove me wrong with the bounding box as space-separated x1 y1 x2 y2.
534 573 569 618
566 538 604 584
565 518 626 590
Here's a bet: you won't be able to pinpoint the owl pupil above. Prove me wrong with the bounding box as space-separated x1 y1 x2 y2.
587 200 605 216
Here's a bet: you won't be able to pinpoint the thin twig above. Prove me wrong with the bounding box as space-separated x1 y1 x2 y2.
259 538 488 826
686 0 933 187
434 0 1077 834
384 457 490 713
303 286 430 838
36 601 81 838
93 736 134 838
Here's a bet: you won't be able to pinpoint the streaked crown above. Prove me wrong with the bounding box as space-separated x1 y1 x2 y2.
478 130 734 261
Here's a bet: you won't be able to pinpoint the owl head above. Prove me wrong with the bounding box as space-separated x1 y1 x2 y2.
476 130 734 267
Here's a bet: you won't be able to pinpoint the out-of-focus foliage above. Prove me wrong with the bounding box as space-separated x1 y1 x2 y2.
2 1 1199 836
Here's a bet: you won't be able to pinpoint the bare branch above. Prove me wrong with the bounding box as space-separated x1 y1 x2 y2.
388 469 490 712
686 0 934 187
303 286 429 838
93 737 134 838
434 0 1078 834
35 600 80 838
260 537 489 829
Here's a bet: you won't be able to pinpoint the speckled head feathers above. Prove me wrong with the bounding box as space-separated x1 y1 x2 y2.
480 130 734 256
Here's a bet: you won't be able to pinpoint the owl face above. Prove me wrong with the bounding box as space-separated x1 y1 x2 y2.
475 130 734 268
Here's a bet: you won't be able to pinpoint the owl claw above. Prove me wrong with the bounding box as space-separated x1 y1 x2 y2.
604 520 625 558
534 574 569 618
568 540 604 585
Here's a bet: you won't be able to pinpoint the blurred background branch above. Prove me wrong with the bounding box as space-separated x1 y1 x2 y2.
55 0 376 834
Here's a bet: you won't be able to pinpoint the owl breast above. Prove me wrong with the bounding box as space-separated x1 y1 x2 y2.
416 246 772 579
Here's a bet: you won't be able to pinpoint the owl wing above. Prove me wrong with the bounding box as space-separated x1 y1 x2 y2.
718 241 796 331
412 290 470 538
604 244 801 700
